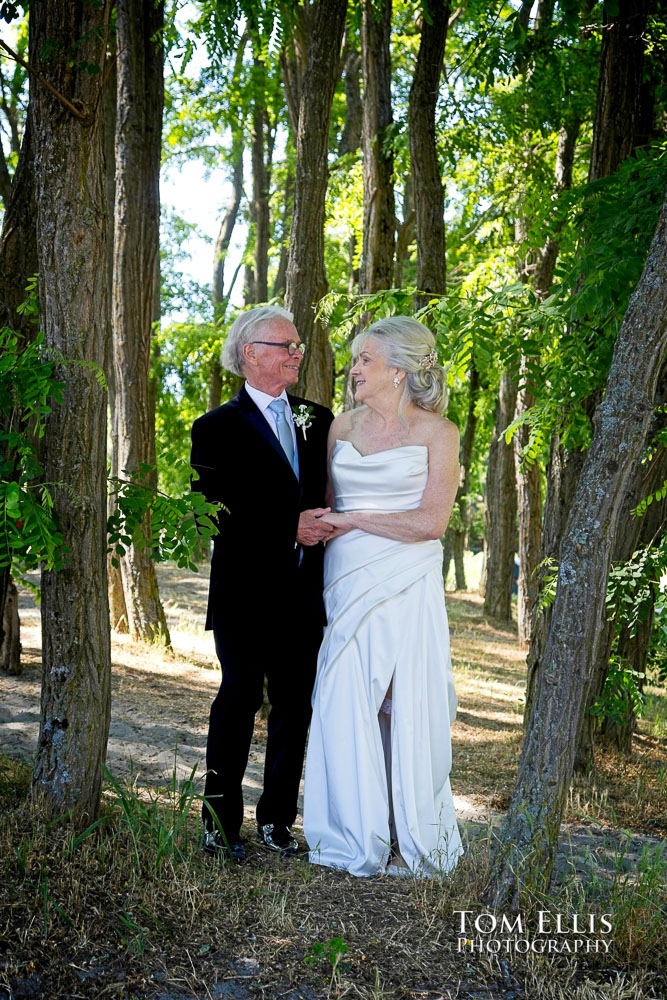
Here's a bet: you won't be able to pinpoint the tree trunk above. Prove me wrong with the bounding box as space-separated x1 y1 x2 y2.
0 114 37 665
286 0 347 406
1 577 20 675
213 28 246 320
525 432 588 723
603 610 653 752
514 364 542 647
279 5 309 138
513 210 543 647
448 366 480 591
359 0 395 296
533 121 582 295
394 173 415 288
209 129 244 412
339 32 362 157
442 532 453 590
489 192 667 908
588 0 650 185
581 363 667 759
251 56 271 304
0 146 11 206
409 0 450 307
112 0 170 645
213 154 243 315
30 0 112 823
272 160 294 299
0 117 36 335
103 51 128 633
483 372 518 620
336 32 363 408
512 58 581 648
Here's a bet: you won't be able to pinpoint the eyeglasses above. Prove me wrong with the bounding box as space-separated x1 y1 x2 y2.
250 340 306 356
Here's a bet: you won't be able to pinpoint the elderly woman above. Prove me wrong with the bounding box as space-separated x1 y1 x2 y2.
303 316 462 877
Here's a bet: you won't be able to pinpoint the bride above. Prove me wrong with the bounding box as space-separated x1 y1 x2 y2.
303 316 463 877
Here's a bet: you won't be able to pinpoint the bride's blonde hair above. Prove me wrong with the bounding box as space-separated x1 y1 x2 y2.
352 316 448 414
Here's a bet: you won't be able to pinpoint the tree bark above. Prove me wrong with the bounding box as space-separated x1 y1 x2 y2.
0 118 36 336
1 577 20 675
442 532 453 591
112 0 170 645
251 56 271 304
489 192 667 908
0 59 23 205
339 32 362 157
0 115 37 663
279 5 309 137
525 431 588 722
286 0 347 406
448 366 479 591
409 0 450 307
588 0 651 184
533 121 582 295
272 160 294 299
103 51 128 633
513 209 543 647
581 363 667 759
483 372 518 620
30 0 112 823
213 155 244 315
394 173 415 288
359 0 395 296
209 124 244 412
513 361 542 647
0 145 11 206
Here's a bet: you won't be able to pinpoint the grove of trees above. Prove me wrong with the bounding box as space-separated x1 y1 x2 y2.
1 0 666 905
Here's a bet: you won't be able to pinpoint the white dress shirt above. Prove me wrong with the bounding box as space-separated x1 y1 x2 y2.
245 382 298 454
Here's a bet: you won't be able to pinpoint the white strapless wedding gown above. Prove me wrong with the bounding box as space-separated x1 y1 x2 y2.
304 440 462 877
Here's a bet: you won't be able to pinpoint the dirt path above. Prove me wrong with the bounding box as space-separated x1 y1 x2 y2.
1 565 662 883
0 566 496 825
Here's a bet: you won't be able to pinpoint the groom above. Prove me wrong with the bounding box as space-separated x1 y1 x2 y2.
190 305 334 861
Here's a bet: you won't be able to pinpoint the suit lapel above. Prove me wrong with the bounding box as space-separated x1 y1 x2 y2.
233 384 299 481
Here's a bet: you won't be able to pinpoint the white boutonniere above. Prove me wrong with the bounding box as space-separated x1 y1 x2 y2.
292 404 315 439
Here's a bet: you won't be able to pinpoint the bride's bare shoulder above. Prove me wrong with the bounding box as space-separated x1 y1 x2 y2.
418 412 459 453
329 407 367 440
417 410 458 436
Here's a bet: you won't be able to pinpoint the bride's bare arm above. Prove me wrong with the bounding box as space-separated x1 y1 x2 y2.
321 419 460 543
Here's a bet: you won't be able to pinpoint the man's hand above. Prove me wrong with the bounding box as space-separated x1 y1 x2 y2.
320 511 354 540
297 508 336 546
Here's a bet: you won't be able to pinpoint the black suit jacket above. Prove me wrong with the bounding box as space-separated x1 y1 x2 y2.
190 385 334 634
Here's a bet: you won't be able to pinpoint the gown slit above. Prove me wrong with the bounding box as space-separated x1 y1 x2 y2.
378 685 396 852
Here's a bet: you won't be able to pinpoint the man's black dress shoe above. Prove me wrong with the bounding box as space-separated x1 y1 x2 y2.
200 828 246 862
256 823 299 856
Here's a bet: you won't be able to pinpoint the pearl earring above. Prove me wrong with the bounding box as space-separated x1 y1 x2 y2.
393 376 401 389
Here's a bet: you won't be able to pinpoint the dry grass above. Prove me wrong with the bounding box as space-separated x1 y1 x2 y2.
0 754 665 1000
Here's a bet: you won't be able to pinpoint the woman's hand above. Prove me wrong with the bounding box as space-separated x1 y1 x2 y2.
320 511 356 537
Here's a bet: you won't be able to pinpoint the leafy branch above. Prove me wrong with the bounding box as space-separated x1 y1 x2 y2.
107 465 225 573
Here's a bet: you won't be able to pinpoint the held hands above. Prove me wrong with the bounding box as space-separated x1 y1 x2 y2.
297 508 336 546
320 511 355 538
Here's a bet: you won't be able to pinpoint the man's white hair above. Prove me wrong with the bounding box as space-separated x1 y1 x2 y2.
221 305 294 376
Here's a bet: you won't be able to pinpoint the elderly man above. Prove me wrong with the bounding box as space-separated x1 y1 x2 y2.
191 305 334 861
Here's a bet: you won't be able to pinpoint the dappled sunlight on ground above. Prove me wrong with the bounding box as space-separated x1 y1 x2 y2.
2 566 665 837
